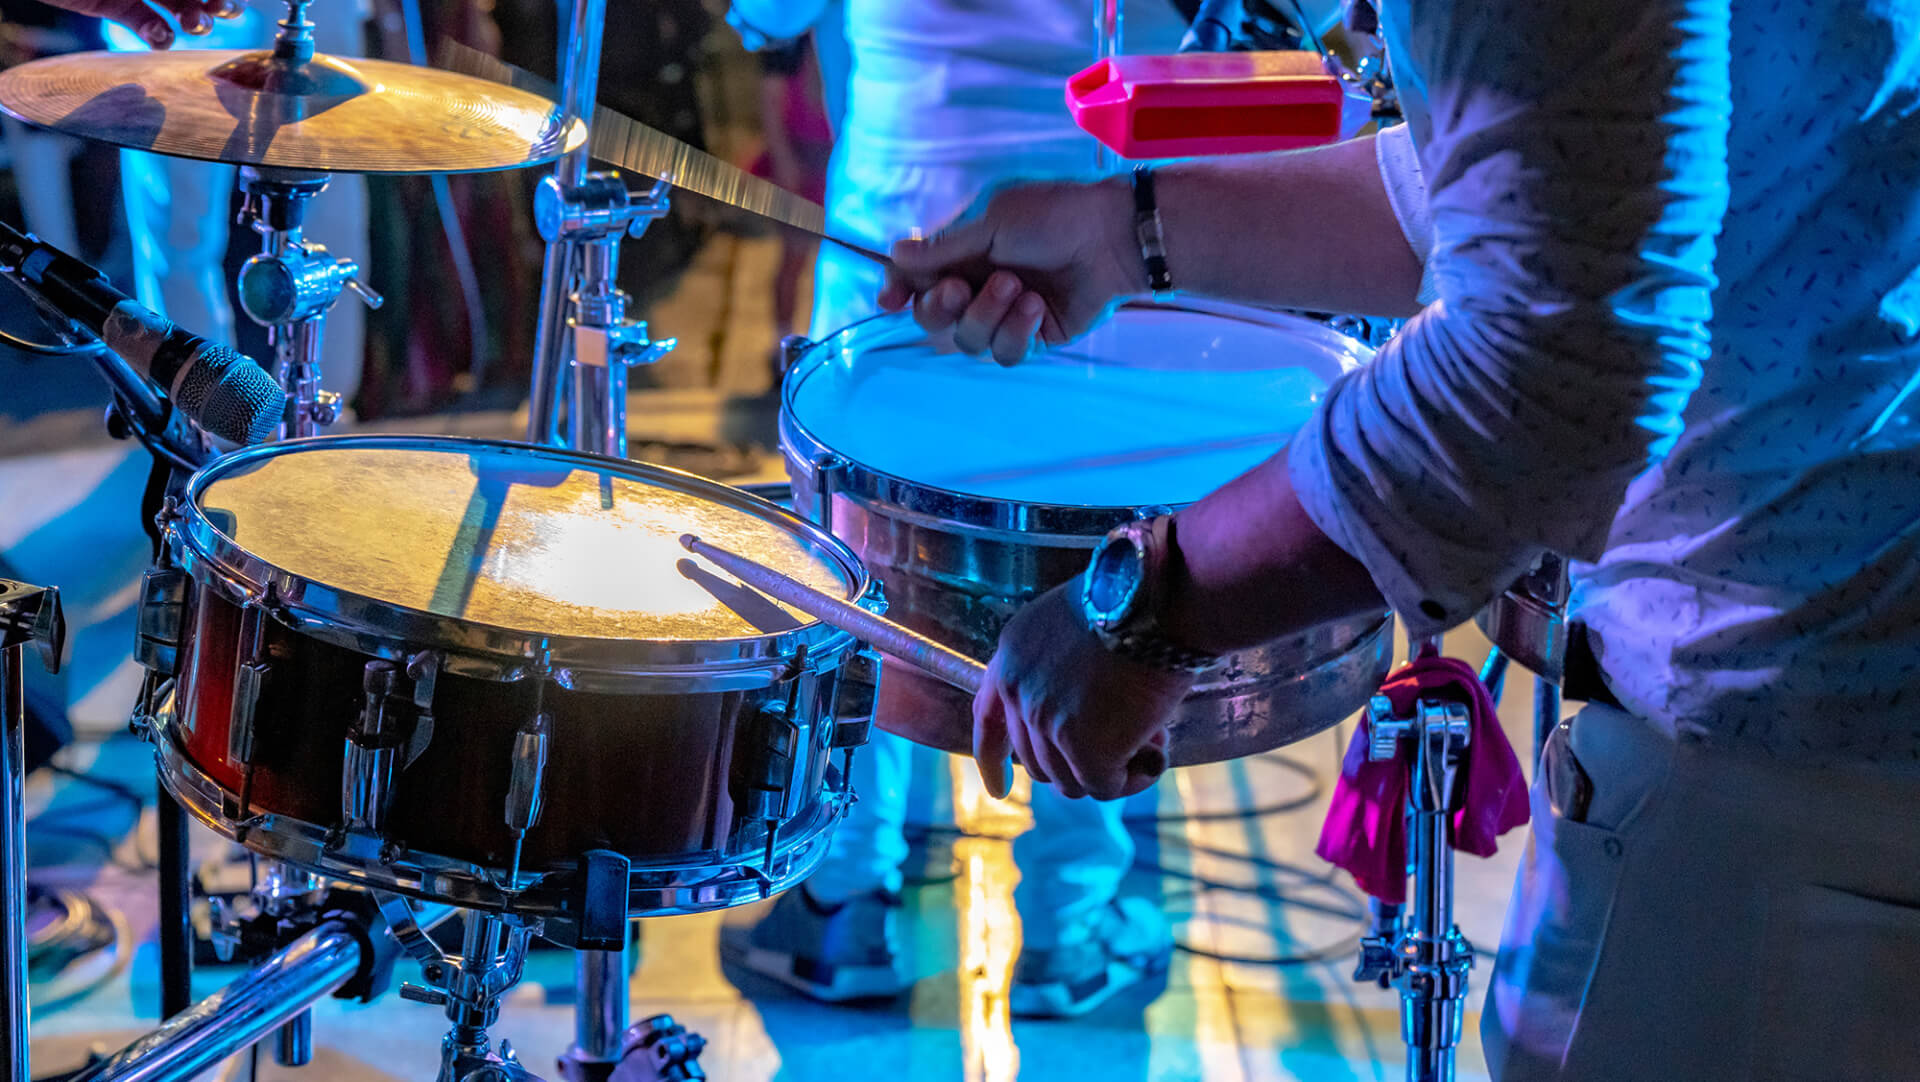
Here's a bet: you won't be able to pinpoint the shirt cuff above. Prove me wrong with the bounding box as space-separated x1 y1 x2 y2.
1373 124 1439 307
1287 372 1542 642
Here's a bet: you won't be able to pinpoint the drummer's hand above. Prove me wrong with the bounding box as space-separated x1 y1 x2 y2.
878 178 1142 366
971 578 1188 802
61 0 244 48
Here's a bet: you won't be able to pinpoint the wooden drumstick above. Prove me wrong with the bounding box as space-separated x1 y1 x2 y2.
677 534 1168 784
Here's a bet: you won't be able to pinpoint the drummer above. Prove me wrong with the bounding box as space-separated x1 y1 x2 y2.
884 0 1920 1078
724 0 1196 1018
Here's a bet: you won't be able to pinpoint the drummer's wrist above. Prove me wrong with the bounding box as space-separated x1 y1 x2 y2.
1088 174 1151 301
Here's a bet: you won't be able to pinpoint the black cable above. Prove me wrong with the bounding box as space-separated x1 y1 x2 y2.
42 762 147 811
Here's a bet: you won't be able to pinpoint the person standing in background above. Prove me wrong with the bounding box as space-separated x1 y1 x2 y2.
747 34 834 377
725 0 1193 1018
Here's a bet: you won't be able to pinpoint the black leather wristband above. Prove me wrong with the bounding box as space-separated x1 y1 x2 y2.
1131 166 1174 295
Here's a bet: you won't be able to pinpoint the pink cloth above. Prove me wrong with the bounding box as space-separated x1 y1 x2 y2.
1314 654 1530 904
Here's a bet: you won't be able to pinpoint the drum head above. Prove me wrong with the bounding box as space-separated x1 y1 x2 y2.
185 437 861 647
786 301 1370 510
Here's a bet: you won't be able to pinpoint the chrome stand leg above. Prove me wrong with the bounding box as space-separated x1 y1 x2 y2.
3 637 28 1082
1 580 62 1082
557 940 630 1081
1355 694 1474 1082
73 922 364 1082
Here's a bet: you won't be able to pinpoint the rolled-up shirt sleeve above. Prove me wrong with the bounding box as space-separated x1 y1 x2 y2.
1288 0 1732 640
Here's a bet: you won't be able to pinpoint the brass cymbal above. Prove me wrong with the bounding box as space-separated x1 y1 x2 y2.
0 49 585 174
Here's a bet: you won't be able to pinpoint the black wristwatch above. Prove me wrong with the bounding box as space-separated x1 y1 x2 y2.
1080 516 1219 674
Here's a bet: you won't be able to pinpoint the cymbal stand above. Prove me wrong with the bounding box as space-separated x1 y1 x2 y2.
524 0 675 456
209 0 382 440
1352 685 1474 1082
1 580 63 1082
237 166 382 439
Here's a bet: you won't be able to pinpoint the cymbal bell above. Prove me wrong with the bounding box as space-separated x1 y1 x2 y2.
0 49 585 174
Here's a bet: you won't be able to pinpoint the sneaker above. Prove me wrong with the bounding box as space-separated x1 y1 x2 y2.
1010 896 1172 1019
741 886 908 1002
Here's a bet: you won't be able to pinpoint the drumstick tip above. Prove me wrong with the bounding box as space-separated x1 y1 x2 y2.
678 533 700 551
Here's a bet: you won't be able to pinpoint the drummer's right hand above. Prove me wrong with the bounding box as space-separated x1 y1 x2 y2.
62 0 244 49
879 178 1140 366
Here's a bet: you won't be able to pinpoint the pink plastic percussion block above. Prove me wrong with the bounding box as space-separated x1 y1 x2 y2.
1066 51 1372 159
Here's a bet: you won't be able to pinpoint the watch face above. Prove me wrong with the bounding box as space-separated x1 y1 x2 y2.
1086 534 1146 624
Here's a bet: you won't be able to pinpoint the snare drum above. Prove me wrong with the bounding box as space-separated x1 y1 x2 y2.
780 299 1395 766
140 436 875 932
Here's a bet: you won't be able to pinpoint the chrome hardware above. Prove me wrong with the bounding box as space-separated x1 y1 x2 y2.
807 452 845 535
237 166 382 439
1367 695 1406 762
401 981 450 1006
504 713 551 835
776 334 812 377
527 145 676 455
404 650 442 767
134 567 189 675
229 661 268 766
4 581 60 1082
343 661 403 833
1355 694 1476 1082
502 712 552 886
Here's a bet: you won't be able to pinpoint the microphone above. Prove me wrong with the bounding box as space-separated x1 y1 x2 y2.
0 223 284 446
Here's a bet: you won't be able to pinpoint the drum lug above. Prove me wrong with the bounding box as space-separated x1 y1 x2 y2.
229 660 269 767
343 661 404 834
829 647 878 749
739 702 801 821
777 333 812 377
134 567 189 676
807 452 846 534
229 586 282 772
402 651 441 768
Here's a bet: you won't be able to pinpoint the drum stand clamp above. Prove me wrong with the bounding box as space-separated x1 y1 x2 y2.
236 164 383 439
1352 694 1475 1082
528 172 676 458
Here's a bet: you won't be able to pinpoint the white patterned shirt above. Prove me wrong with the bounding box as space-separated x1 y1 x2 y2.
1289 0 1920 764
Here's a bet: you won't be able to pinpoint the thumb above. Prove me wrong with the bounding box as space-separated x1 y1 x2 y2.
890 214 994 285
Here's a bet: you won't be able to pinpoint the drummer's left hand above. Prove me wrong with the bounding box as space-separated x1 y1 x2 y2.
972 578 1190 802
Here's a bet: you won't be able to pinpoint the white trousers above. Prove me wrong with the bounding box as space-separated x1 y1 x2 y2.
107 3 369 401
1482 703 1920 1080
803 142 1139 949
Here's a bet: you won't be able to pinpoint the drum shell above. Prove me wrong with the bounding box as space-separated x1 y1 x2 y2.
168 581 844 872
785 466 1393 768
